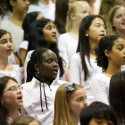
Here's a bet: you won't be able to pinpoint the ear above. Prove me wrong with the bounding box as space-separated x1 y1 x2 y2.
85 30 88 37
10 0 16 7
104 49 111 58
70 13 76 21
34 64 39 72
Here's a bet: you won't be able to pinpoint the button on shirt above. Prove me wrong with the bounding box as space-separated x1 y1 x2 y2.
22 77 66 125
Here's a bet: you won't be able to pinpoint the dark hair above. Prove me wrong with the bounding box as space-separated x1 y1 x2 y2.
11 115 41 125
22 11 42 41
0 76 18 125
54 0 68 34
109 71 125 123
0 29 9 38
77 15 105 81
80 101 117 125
28 18 64 78
6 0 16 12
96 35 121 71
27 48 48 82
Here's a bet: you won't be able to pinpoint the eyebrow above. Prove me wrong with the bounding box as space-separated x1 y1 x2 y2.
116 44 124 47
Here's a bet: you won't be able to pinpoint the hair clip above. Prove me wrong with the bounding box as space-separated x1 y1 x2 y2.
65 83 76 92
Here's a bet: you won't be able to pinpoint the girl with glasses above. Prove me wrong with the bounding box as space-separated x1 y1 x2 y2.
0 76 23 125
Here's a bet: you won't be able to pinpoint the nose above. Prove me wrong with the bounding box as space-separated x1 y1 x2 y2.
7 41 12 47
53 61 59 68
26 0 30 6
52 27 56 33
83 98 87 107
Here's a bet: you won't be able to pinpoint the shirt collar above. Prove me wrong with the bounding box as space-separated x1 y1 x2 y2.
30 77 59 89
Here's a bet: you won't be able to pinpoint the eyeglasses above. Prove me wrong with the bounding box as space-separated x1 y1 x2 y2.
2 86 22 93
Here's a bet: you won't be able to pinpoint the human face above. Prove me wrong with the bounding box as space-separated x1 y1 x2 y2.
114 0 125 6
68 88 87 119
12 0 30 14
0 33 13 57
69 0 77 6
87 17 106 44
36 12 44 20
89 118 113 125
42 21 56 47
108 38 125 66
29 120 40 125
112 7 125 33
73 2 90 28
1 80 23 110
40 50 59 83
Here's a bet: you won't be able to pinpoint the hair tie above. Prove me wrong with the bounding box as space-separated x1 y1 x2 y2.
65 83 76 92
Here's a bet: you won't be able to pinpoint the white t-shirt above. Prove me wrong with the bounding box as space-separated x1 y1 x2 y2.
22 77 67 125
89 73 110 105
69 53 102 104
58 33 78 67
0 65 23 85
28 1 55 21
18 40 28 58
0 20 24 53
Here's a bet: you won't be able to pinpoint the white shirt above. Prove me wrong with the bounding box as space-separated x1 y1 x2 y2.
0 65 23 85
28 1 55 21
0 20 24 52
89 73 110 105
69 53 102 104
58 33 78 66
18 40 28 58
22 77 66 125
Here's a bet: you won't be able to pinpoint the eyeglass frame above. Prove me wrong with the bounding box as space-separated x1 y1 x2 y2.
2 86 22 94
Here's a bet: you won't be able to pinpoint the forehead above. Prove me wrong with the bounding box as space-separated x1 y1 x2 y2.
0 33 11 40
91 17 104 25
4 80 18 90
113 37 125 46
114 7 125 15
75 2 90 12
72 88 86 98
44 21 54 27
42 50 57 59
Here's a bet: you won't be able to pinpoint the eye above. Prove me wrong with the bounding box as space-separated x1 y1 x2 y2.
9 38 12 43
82 10 87 14
46 26 52 30
8 86 17 91
47 59 52 64
0 39 7 44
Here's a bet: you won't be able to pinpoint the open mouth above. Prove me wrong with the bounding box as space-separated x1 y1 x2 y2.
52 34 56 39
53 69 58 75
7 49 12 53
17 95 23 102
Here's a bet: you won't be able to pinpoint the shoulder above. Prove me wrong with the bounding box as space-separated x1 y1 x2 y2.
58 33 70 40
70 53 81 61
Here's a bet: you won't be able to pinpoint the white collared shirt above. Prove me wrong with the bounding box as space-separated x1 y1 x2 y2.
22 77 66 125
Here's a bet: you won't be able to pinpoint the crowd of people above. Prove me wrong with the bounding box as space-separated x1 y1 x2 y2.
0 0 125 125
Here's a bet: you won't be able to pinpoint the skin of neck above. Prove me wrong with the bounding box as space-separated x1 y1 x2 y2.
8 108 18 120
71 114 79 125
116 29 125 39
9 9 25 26
0 56 9 70
39 0 50 5
68 23 79 40
104 60 121 77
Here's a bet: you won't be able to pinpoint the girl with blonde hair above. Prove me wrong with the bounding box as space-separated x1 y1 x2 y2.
53 83 87 125
107 5 125 39
58 1 90 80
